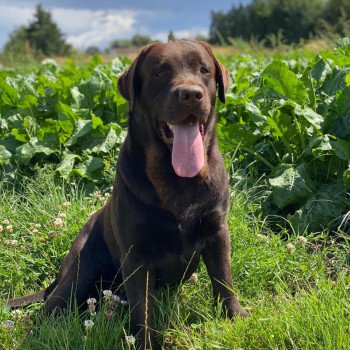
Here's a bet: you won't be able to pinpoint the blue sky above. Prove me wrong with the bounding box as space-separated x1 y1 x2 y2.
0 0 250 50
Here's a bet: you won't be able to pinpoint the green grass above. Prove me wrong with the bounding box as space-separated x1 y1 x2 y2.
1 168 350 349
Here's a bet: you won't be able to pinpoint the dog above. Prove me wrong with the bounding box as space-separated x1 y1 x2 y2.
7 41 248 349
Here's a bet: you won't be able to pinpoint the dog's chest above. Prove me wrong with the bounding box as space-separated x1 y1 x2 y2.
130 205 211 267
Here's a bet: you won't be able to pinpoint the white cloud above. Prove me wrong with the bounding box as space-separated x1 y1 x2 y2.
154 28 208 42
0 5 34 28
51 8 138 49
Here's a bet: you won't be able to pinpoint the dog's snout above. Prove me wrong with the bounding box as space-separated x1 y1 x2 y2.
177 86 204 103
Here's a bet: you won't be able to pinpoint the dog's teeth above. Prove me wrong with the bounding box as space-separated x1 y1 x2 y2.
166 122 173 130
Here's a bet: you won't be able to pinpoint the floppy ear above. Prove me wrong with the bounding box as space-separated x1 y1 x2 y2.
197 41 230 103
117 45 152 111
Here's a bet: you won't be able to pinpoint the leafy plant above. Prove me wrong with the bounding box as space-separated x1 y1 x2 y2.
217 39 350 232
0 56 130 185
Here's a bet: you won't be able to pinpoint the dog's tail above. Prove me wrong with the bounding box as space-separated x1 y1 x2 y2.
5 290 45 308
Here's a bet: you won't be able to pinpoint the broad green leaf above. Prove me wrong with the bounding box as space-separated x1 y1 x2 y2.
0 145 12 163
334 87 350 115
0 81 19 106
0 117 8 131
245 102 267 128
269 164 314 209
56 151 81 179
78 75 103 109
58 102 76 121
293 105 323 131
266 109 297 141
217 123 260 147
310 58 332 83
73 156 104 182
328 115 350 139
89 127 118 154
322 69 347 96
111 57 127 77
70 87 85 110
301 69 316 110
260 61 307 105
92 114 103 129
306 135 334 158
332 138 350 161
15 137 56 165
0 136 22 153
288 182 348 232
346 72 350 87
12 128 29 143
65 120 92 146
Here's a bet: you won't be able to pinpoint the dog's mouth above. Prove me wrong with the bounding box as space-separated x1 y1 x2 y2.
159 114 206 178
160 114 205 144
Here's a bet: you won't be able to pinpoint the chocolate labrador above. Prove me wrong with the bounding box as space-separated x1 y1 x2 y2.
7 41 247 349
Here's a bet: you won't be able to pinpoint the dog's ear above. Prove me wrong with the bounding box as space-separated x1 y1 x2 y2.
197 41 230 103
118 45 152 111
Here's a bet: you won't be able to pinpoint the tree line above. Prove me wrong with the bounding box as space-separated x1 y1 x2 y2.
209 0 350 45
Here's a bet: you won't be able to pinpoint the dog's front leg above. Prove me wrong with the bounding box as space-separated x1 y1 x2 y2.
122 263 155 349
202 223 248 319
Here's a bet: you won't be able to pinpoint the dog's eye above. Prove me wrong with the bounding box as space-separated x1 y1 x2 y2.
200 67 210 74
155 70 168 77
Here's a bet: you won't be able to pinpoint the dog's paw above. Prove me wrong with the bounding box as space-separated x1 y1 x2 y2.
231 304 250 319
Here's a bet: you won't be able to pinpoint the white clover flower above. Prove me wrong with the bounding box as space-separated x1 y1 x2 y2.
2 320 15 329
58 213 66 219
48 231 56 238
87 298 97 305
63 202 71 208
189 273 199 284
103 290 112 299
6 225 14 233
125 335 136 345
2 219 10 225
112 295 121 303
298 236 308 245
120 300 128 306
0 225 3 233
286 243 296 253
84 319 94 331
87 297 97 315
34 223 42 228
4 239 18 247
53 217 64 228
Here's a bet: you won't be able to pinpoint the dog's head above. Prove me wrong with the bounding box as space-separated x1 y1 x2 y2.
118 41 229 178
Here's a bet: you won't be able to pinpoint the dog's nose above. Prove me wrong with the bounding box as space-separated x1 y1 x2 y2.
178 86 204 103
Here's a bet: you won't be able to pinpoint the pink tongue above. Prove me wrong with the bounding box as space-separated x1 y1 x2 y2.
171 123 204 177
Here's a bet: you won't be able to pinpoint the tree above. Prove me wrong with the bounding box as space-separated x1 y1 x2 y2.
131 34 153 47
209 0 328 45
26 4 71 56
168 31 176 42
2 4 71 58
319 0 350 36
